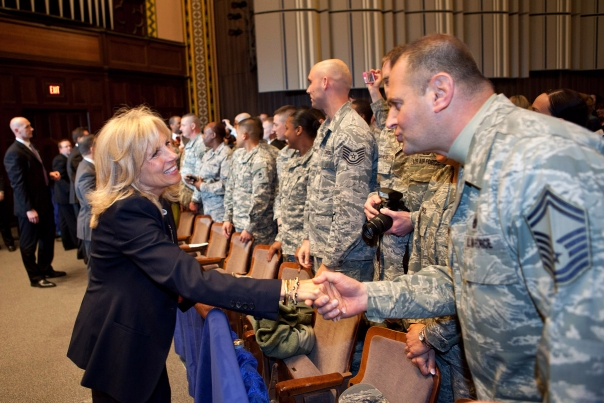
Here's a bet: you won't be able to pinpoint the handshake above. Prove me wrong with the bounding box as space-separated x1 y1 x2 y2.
295 271 368 321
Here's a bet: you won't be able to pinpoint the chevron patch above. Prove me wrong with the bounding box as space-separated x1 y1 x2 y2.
526 187 591 286
342 146 366 166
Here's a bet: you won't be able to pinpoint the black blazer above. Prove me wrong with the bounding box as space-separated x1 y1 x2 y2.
52 154 71 204
3 140 53 217
67 194 281 403
270 138 287 150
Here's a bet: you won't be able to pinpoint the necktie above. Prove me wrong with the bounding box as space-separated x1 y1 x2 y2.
29 144 49 186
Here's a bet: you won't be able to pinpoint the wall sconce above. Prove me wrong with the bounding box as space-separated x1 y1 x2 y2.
228 28 243 36
227 13 242 20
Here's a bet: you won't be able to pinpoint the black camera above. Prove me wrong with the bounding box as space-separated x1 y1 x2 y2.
362 188 409 247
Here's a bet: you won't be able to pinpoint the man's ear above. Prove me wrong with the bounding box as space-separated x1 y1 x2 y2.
428 72 454 113
322 76 328 90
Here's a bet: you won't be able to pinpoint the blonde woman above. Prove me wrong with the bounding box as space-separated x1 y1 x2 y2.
67 107 333 403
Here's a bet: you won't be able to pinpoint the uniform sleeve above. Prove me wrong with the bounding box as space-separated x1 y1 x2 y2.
322 129 376 268
4 150 32 212
201 150 231 196
371 99 389 130
365 264 455 322
245 159 275 235
505 137 604 401
423 317 462 353
222 157 234 223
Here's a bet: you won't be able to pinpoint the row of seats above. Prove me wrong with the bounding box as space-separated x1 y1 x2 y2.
176 212 441 403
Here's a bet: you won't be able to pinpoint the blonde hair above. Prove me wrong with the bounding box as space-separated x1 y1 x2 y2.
89 106 179 228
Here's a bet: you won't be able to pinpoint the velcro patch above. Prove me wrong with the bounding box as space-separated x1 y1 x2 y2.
526 187 591 286
342 146 366 166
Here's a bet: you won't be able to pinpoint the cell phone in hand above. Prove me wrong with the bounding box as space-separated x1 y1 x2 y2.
363 71 375 84
185 174 198 182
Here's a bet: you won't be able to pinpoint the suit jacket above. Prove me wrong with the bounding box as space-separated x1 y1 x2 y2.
3 140 53 217
52 154 71 204
269 138 287 150
74 159 96 241
67 146 83 205
67 194 281 403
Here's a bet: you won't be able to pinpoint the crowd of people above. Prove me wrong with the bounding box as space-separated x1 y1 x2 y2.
2 33 604 402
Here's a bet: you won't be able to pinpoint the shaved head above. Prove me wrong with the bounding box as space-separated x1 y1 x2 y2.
312 59 352 92
307 59 353 117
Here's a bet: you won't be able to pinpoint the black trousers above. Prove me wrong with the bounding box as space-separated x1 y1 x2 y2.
91 366 171 403
57 202 78 250
17 213 55 283
0 199 15 247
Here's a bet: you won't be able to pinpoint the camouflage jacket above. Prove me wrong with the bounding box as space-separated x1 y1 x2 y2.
223 143 277 241
366 94 604 402
180 134 205 192
192 142 232 222
274 145 298 221
304 101 378 267
275 149 313 255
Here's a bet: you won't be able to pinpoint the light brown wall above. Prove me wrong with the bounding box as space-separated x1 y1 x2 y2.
156 0 185 43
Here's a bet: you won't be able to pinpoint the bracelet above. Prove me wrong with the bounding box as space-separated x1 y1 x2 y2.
282 277 299 306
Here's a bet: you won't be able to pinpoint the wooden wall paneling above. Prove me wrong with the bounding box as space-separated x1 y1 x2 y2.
0 20 102 66
106 35 149 69
19 76 39 105
148 43 186 75
0 73 17 103
72 79 90 106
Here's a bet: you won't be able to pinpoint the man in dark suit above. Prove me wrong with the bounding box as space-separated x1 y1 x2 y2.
52 139 78 251
74 135 96 262
67 127 89 261
4 117 66 287
0 173 16 252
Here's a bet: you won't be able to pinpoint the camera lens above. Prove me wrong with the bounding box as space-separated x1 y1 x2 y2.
362 214 393 246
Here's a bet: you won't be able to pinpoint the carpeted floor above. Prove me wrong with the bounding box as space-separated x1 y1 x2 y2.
0 233 193 403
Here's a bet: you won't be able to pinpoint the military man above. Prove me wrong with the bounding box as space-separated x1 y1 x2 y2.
273 105 298 227
187 122 232 222
297 59 378 282
314 34 604 402
179 113 205 213
364 51 445 281
223 117 277 246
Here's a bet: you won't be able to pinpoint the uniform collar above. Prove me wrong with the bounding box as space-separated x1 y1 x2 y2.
448 94 496 165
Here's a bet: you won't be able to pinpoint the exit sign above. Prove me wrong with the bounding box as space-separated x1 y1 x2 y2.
48 85 61 95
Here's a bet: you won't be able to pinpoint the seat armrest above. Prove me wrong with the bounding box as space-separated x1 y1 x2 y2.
177 235 190 242
275 372 346 400
197 257 224 268
180 244 208 254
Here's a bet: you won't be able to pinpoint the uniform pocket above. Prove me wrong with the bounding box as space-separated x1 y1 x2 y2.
462 233 519 285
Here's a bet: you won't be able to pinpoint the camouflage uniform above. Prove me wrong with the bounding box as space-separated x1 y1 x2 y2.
365 94 604 402
303 101 378 281
273 145 298 223
274 149 313 256
373 153 445 281
192 142 232 222
223 142 277 246
404 164 475 403
179 134 205 207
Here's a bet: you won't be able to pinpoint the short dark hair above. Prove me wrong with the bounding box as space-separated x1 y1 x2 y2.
168 116 180 126
547 88 588 128
273 105 297 120
79 134 95 156
72 127 89 144
351 99 373 125
210 122 227 139
389 34 492 96
290 108 322 139
238 117 263 141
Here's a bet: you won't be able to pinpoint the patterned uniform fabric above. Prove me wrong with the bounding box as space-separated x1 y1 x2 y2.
179 134 206 207
274 149 313 256
303 102 378 280
192 142 232 222
223 142 277 246
365 94 604 402
273 145 298 222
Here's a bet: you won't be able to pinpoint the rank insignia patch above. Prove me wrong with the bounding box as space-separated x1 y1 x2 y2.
342 146 366 165
526 187 591 286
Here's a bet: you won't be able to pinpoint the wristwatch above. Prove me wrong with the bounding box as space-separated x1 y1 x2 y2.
418 326 433 349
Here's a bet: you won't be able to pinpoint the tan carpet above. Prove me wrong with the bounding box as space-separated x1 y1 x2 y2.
0 234 193 403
